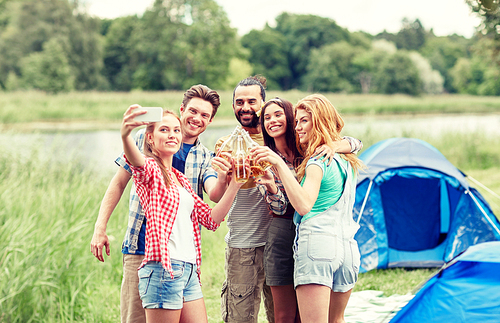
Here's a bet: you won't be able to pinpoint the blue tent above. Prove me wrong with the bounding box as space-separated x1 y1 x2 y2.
390 241 500 322
353 138 500 272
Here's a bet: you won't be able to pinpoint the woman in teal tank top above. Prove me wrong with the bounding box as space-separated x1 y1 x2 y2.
251 94 364 323
256 97 359 323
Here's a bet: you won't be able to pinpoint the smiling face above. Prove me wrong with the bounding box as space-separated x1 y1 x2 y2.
147 114 182 157
233 85 262 128
263 103 287 139
295 108 313 145
179 97 213 145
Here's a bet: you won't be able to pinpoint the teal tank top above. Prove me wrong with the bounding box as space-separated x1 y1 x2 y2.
294 154 349 224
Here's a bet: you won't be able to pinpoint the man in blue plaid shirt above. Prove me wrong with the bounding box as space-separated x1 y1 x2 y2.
90 84 231 323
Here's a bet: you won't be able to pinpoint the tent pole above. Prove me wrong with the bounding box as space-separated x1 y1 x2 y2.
468 190 500 236
467 175 500 202
357 180 373 224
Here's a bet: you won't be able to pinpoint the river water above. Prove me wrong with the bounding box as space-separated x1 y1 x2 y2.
2 113 499 176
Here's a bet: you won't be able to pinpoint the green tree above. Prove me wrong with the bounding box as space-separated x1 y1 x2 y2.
68 14 107 90
478 67 500 95
450 57 476 94
374 51 423 95
4 71 20 90
177 0 237 89
451 36 500 95
420 35 470 93
475 37 500 95
275 13 351 88
467 0 500 64
304 41 361 93
102 16 140 91
375 29 398 44
396 18 427 51
131 0 186 90
352 49 388 94
349 31 373 49
376 18 427 51
303 47 342 93
222 57 253 90
99 18 113 36
129 0 236 90
0 0 105 91
21 38 73 93
241 26 291 90
409 51 444 94
0 0 11 33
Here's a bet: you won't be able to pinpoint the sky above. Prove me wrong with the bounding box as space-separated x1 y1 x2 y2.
83 0 482 38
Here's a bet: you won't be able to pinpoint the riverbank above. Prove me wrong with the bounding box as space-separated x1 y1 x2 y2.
3 111 500 134
2 90 500 125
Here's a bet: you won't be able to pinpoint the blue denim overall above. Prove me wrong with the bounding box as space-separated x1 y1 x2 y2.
293 155 361 292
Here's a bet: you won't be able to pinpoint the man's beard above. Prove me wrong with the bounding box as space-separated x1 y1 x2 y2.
236 111 259 128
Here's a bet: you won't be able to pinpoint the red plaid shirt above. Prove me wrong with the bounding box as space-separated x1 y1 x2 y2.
128 157 220 281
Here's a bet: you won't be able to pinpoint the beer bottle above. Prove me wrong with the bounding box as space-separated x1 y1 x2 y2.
233 135 250 183
240 129 271 178
213 126 241 172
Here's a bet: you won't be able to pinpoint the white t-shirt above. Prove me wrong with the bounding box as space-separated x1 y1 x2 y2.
169 186 197 264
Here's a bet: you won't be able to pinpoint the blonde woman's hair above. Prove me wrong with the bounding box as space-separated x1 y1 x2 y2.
295 94 364 181
144 110 180 188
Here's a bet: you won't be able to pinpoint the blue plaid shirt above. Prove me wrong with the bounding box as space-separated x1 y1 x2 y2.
115 128 217 254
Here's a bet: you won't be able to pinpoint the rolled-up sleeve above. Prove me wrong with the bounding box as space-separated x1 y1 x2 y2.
257 169 288 215
343 136 363 154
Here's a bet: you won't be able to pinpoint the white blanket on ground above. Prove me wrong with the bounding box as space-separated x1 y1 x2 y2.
345 290 414 323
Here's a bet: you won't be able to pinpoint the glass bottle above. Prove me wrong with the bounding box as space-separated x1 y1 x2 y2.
213 126 241 172
240 129 272 178
233 135 250 183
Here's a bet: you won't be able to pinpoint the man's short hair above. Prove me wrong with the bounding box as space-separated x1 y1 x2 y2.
182 84 220 120
232 75 267 103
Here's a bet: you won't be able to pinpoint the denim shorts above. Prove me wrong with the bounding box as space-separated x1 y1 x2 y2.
264 217 295 286
293 216 360 293
138 260 203 309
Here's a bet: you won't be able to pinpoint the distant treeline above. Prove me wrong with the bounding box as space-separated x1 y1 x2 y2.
0 0 499 95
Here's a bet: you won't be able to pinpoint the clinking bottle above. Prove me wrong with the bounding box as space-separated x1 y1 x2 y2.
233 135 250 183
213 126 241 172
240 129 272 179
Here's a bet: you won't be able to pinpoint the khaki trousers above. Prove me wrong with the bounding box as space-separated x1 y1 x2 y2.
221 246 274 323
121 254 146 323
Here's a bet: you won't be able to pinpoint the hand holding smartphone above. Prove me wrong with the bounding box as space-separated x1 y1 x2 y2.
134 107 163 122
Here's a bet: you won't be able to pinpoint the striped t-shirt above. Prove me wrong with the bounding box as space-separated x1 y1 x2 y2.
215 131 272 248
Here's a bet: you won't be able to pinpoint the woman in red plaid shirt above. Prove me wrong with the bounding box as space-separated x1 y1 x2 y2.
121 105 244 323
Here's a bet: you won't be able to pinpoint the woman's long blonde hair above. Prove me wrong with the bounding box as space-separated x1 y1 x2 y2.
144 110 180 188
295 94 364 181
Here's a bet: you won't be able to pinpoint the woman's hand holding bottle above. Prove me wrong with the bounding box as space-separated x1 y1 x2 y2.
249 146 283 168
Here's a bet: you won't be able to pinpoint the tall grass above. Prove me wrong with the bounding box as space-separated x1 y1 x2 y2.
2 90 500 125
0 139 125 322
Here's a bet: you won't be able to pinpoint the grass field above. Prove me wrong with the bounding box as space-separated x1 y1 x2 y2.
1 90 500 322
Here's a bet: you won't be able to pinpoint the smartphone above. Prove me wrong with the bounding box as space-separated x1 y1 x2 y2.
134 107 163 122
